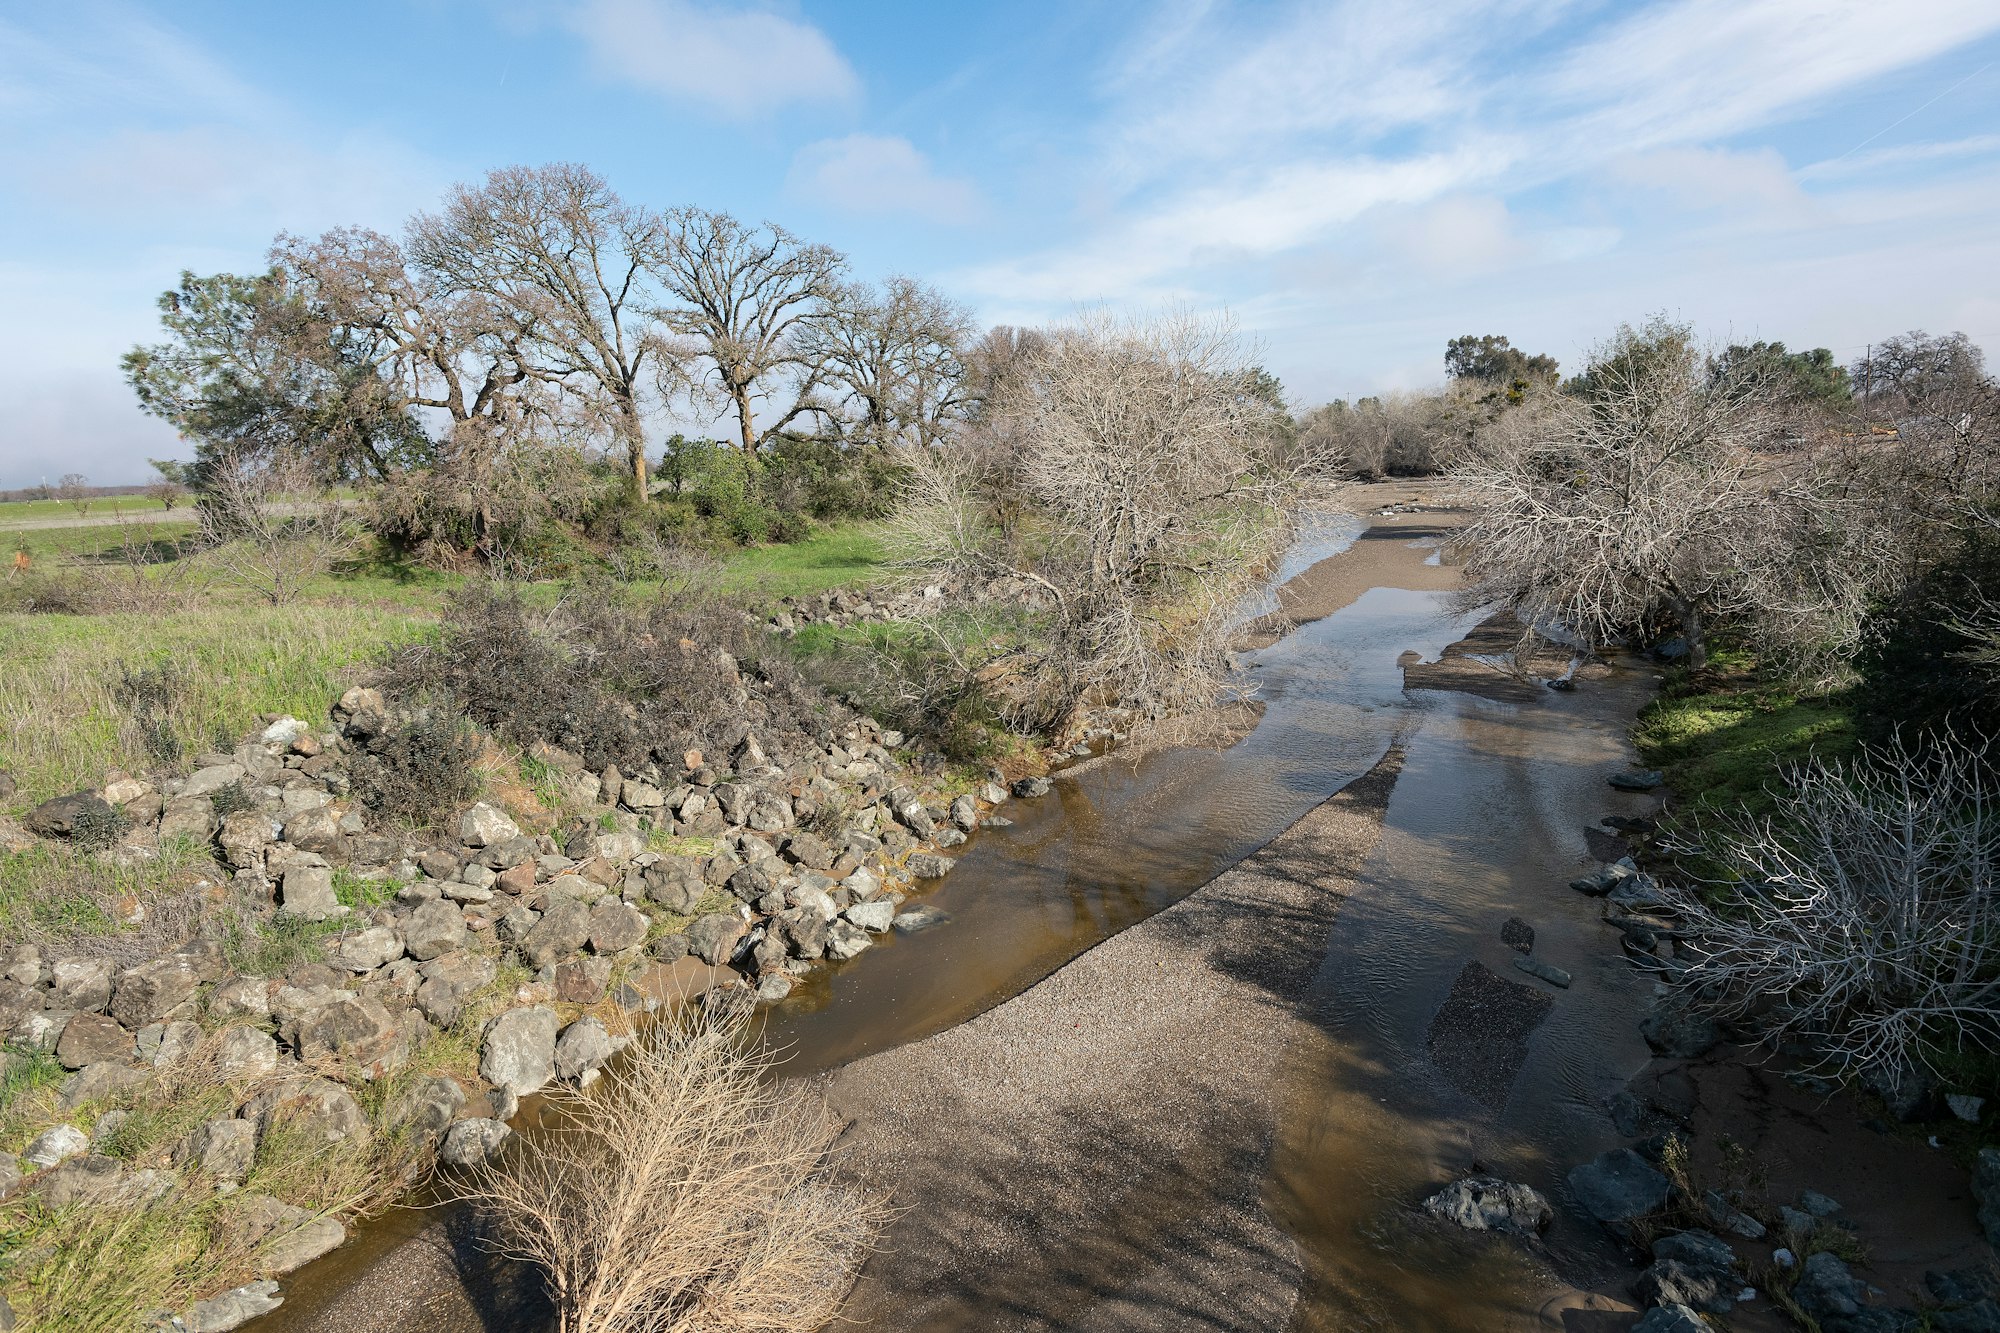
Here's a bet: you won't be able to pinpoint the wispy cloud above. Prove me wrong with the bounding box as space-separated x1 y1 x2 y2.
563 0 858 119
787 134 982 224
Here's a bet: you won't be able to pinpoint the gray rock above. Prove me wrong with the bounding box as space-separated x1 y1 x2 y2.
1863 1062 1936 1122
439 1117 512 1168
554 1016 617 1082
388 1075 465 1139
1512 956 1571 988
893 905 949 933
336 925 404 973
1608 769 1665 791
242 1078 369 1144
687 912 748 967
1793 1251 1869 1322
458 803 521 848
402 899 467 961
907 852 956 880
209 975 273 1022
825 919 871 961
588 901 650 954
177 1117 258 1183
1949 1093 1987 1123
415 952 497 1028
216 1024 280 1081
787 884 838 921
51 956 115 1013
1801 1189 1842 1217
291 993 402 1075
844 899 896 933
1011 776 1053 798
23 1122 89 1168
1702 1189 1766 1238
218 811 278 871
30 1153 134 1207
277 865 341 922
1632 1306 1707 1333
59 1061 146 1111
55 1011 133 1069
281 806 345 856
1421 1177 1553 1237
949 795 978 831
520 897 591 969
1973 1148 2000 1248
1634 1258 1737 1315
480 1005 558 1095
184 763 247 797
187 1279 285 1332
1641 998 1721 1058
110 956 200 1028
144 1018 203 1068
1567 1147 1671 1223
222 1193 346 1275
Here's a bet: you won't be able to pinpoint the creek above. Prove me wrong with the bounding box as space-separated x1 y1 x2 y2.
261 505 1662 1331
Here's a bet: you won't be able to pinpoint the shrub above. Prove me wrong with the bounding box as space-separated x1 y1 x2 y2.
450 1007 884 1333
114 661 189 766
1853 516 2000 755
351 709 481 827
1658 731 1999 1081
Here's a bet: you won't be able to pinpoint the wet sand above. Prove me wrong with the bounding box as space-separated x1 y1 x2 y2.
824 749 1409 1331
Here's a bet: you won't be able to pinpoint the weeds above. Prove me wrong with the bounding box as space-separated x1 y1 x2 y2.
351 709 479 828
113 660 189 766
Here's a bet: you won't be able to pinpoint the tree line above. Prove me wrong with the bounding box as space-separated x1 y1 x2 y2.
123 162 979 560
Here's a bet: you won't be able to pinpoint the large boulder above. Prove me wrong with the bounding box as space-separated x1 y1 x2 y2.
402 899 467 961
1567 1147 1671 1224
216 1024 280 1081
23 791 116 840
415 953 497 1028
387 1075 466 1140
459 803 521 849
59 1061 145 1110
187 1280 285 1332
1421 1177 1553 1237
907 853 956 880
587 901 649 955
110 957 200 1029
825 919 871 961
176 1117 259 1183
218 812 279 871
520 899 591 970
55 1012 133 1070
51 956 115 1013
281 806 347 857
277 865 341 923
439 1118 512 1168
844 899 896 933
1641 998 1722 1059
336 925 404 974
293 994 402 1077
22 1123 89 1169
221 1192 346 1276
554 1016 618 1083
686 912 748 967
480 1005 558 1096
160 795 219 843
242 1078 369 1144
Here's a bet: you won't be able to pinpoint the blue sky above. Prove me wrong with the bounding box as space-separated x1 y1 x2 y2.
4 0 1999 487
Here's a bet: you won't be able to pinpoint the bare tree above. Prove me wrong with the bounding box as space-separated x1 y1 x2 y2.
1852 329 2000 504
655 209 846 477
452 1008 882 1333
196 452 355 604
809 276 975 451
1451 318 1900 677
146 459 188 510
410 164 673 499
56 474 93 518
895 310 1312 737
1658 732 2000 1081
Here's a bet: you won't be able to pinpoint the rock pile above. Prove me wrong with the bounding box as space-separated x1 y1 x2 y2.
0 663 1051 1328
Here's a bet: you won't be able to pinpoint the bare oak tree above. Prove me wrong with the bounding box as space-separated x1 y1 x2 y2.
411 164 673 499
655 209 845 476
196 451 355 604
56 474 93 518
809 276 975 451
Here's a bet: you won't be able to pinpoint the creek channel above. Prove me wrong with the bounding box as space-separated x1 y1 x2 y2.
261 502 1662 1331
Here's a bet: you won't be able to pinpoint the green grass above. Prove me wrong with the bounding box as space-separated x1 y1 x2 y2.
0 494 174 525
0 835 219 949
333 868 405 910
716 521 890 603
1633 653 1859 819
218 912 352 976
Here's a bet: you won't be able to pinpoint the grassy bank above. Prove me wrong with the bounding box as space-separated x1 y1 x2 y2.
1 519 893 817
1632 648 1859 820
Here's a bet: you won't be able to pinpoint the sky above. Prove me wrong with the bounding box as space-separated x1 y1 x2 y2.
3 0 1999 488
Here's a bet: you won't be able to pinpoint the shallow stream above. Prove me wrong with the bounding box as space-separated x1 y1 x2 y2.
262 512 1661 1331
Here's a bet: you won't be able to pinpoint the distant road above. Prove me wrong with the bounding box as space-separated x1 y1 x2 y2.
0 508 195 532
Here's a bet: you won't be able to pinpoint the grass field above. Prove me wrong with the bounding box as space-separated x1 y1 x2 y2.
1 518 893 813
0 494 175 525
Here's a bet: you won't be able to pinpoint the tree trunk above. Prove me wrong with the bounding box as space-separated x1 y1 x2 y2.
734 386 760 485
620 399 649 503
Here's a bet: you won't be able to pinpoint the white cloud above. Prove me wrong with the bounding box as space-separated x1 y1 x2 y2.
787 134 981 224
1800 133 2000 179
1607 146 1811 219
564 0 857 119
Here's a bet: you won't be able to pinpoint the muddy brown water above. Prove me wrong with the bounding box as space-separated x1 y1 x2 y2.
260 512 1665 1331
